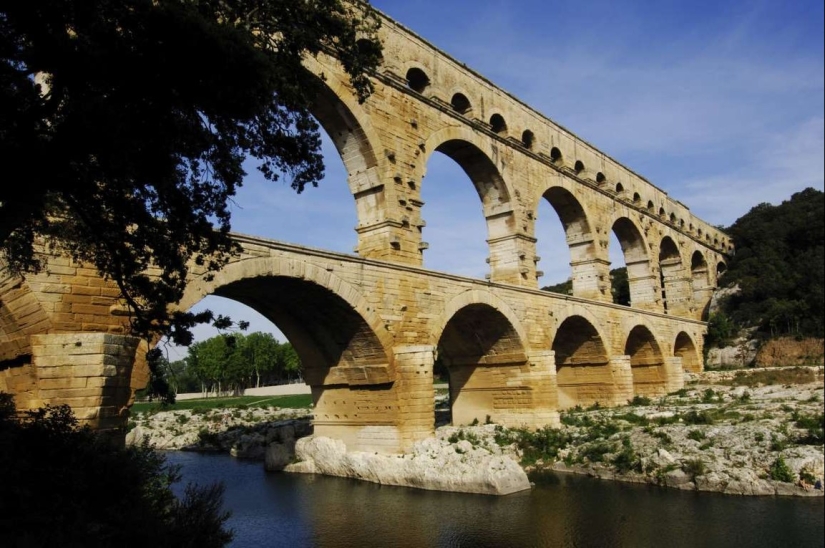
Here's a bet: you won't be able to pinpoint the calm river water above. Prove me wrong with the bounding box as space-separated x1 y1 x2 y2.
167 452 824 548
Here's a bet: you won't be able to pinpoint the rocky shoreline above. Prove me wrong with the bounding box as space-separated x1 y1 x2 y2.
127 367 824 497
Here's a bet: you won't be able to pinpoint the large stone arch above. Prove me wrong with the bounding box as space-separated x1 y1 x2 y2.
674 331 702 374
552 315 614 409
179 255 402 452
303 55 396 261
538 184 607 301
421 126 525 284
432 290 549 427
610 216 658 310
180 256 394 381
624 324 673 397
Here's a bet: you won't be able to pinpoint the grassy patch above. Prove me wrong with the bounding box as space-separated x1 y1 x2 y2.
132 394 312 415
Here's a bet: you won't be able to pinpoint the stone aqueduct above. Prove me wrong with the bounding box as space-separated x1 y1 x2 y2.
0 9 731 453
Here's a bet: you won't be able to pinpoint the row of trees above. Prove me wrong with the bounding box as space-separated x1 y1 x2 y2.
158 332 302 397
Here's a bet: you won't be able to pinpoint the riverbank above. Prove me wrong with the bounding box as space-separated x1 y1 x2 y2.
127 367 824 497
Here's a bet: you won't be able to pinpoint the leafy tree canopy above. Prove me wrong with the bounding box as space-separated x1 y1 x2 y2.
0 0 382 348
716 187 824 339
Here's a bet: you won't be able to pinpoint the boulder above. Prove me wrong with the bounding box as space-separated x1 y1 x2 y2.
285 436 531 496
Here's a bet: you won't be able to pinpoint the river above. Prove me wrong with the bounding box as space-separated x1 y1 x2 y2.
167 452 824 548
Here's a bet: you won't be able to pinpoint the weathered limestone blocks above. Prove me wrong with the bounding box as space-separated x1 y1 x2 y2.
30 333 141 432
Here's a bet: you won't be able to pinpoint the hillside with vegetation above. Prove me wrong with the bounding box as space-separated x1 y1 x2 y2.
708 188 824 352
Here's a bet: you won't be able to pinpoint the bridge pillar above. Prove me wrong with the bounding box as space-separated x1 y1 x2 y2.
570 258 612 302
393 345 437 449
626 260 661 311
487 234 538 287
691 283 715 320
663 357 685 394
511 350 560 429
661 258 692 315
355 219 422 266
29 333 140 440
609 356 635 405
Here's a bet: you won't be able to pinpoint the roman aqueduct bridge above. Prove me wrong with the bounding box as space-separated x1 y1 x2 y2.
0 8 730 453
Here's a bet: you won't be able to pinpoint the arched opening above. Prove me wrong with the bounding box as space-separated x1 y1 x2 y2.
674 332 701 374
221 75 372 256
611 218 654 309
550 147 563 165
596 172 606 184
647 200 655 212
574 160 586 175
539 187 601 300
670 213 677 224
659 207 666 217
659 237 685 315
615 183 624 194
552 316 612 409
717 262 728 282
450 93 472 114
437 303 527 425
490 113 508 135
422 139 512 279
168 270 397 452
691 251 710 314
406 67 430 93
521 130 535 149
625 325 667 397
633 192 641 204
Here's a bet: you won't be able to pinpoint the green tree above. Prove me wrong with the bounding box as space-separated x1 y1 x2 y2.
720 188 824 338
0 393 233 547
242 331 281 388
610 267 630 306
0 0 382 361
277 342 302 383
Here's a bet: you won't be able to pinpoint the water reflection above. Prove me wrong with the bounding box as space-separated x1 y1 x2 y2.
167 453 824 548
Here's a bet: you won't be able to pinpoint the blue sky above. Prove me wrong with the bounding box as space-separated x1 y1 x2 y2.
163 0 824 360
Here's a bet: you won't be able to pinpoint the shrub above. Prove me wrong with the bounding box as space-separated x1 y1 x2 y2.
629 395 652 406
651 430 673 446
506 426 573 466
611 438 642 473
793 411 824 445
0 393 233 547
682 410 716 425
799 467 817 485
687 429 706 442
769 455 795 483
682 459 706 480
579 441 614 463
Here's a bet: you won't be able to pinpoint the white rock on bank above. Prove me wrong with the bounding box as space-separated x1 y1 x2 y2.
285 436 531 496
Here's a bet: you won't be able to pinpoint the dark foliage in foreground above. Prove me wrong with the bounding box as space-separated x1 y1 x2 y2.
0 393 232 547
